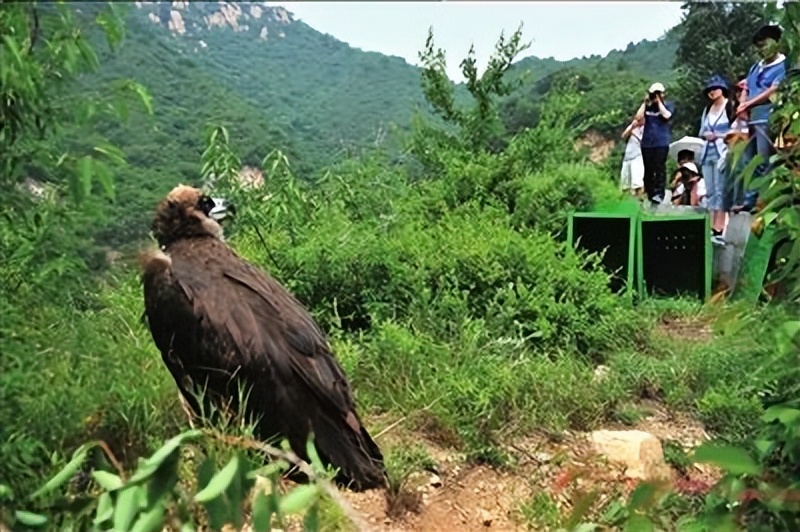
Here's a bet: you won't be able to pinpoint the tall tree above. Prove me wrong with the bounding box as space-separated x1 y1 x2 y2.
0 2 150 298
416 25 530 154
671 1 769 136
0 1 150 205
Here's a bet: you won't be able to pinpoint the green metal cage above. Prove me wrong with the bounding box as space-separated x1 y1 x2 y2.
567 210 638 295
636 211 712 301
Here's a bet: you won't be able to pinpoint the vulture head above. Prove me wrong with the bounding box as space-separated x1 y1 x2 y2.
151 185 235 247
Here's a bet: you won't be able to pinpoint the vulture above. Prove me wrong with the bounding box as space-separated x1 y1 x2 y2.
138 184 386 491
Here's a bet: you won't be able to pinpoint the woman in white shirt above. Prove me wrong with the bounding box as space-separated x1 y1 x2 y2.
697 75 734 246
619 116 645 196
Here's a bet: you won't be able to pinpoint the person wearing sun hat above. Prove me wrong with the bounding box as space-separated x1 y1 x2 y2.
670 161 706 208
697 74 735 246
733 23 787 213
635 81 676 206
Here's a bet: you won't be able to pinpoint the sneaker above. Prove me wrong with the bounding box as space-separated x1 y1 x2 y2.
711 234 726 247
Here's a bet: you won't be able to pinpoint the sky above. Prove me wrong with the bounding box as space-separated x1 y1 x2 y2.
266 1 685 81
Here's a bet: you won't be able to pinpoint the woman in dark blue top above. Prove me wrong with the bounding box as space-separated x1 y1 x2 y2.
636 82 676 205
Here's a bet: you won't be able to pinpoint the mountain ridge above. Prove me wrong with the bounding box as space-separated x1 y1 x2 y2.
63 1 679 245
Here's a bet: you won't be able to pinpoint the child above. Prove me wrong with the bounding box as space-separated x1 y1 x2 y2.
672 149 696 181
670 162 707 207
619 116 645 196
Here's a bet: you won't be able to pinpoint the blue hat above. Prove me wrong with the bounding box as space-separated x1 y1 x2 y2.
704 74 729 95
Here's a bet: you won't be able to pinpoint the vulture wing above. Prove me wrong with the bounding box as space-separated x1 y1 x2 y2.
141 238 386 490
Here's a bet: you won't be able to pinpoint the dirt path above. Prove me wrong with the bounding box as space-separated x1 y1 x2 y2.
330 402 718 532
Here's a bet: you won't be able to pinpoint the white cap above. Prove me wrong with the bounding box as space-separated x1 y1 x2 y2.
649 82 666 93
680 162 699 174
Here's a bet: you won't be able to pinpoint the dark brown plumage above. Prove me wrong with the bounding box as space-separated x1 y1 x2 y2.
139 185 386 491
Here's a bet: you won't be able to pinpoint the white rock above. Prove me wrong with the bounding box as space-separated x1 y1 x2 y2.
590 429 671 480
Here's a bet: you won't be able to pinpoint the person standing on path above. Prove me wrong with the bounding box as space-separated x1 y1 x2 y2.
619 116 645 196
698 74 734 246
733 24 787 213
636 82 676 206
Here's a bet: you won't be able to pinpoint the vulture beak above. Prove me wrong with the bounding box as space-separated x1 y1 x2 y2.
209 197 236 222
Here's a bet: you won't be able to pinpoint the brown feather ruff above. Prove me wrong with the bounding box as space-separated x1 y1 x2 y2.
140 186 387 491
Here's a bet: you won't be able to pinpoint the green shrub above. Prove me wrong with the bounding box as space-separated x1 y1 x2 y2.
696 385 763 442
510 162 624 238
0 274 180 495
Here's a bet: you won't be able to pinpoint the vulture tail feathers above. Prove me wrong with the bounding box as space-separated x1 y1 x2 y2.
310 410 387 491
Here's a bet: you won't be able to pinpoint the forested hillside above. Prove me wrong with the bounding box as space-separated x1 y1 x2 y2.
499 31 681 138
2 2 798 531
47 1 681 248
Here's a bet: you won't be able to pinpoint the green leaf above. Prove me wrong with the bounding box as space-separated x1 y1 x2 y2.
303 502 320 531
251 488 273 532
600 500 627 524
194 454 240 503
113 485 143 532
762 405 800 426
77 155 93 201
729 477 746 500
93 143 127 166
130 502 166 532
128 429 202 484
779 321 800 343
0 484 13 502
754 439 775 458
278 484 319 515
306 438 324 473
2 36 24 69
676 515 706 532
93 160 115 201
92 470 124 491
572 525 600 532
228 453 254 529
247 460 288 480
704 509 739 532
624 514 654 532
94 492 114 525
14 511 48 528
693 443 760 476
74 36 100 70
143 452 180 509
30 442 95 499
96 6 124 51
197 457 230 531
130 81 154 115
628 481 658 511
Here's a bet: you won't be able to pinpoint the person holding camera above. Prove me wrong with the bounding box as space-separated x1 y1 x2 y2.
636 82 676 206
669 161 706 207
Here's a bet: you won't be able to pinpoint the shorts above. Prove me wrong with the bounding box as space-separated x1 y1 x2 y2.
620 156 645 190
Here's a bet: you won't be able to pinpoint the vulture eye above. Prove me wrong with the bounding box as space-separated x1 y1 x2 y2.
197 196 216 216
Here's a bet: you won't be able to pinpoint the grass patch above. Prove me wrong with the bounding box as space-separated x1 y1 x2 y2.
518 491 562 530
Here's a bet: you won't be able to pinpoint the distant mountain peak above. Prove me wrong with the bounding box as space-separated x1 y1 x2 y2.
134 1 293 42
